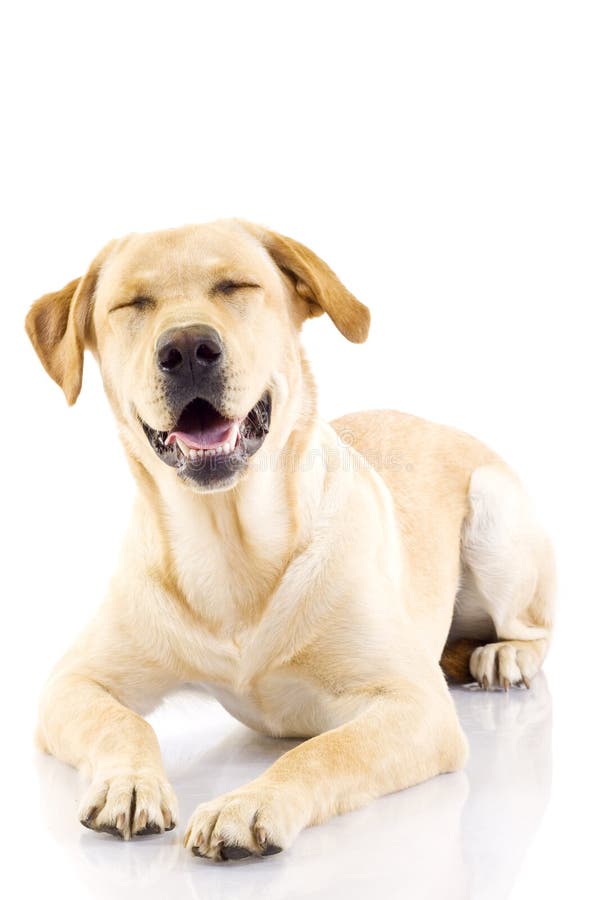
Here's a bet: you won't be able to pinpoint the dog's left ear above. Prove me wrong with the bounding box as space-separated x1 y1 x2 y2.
240 221 370 343
25 242 115 405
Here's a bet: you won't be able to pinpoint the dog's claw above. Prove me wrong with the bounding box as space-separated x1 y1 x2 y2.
220 844 253 860
523 676 531 689
501 677 510 692
255 825 283 856
135 822 162 836
482 675 489 691
100 823 126 839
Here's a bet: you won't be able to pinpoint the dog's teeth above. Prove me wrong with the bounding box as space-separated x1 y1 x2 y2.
174 430 238 461
176 438 190 457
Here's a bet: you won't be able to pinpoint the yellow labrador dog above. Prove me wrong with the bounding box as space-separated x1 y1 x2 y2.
26 221 555 861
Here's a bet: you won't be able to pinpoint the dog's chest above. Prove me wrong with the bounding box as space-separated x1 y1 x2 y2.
161 464 373 736
194 667 368 739
175 610 367 738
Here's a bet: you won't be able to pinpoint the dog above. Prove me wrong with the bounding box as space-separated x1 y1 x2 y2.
25 220 555 860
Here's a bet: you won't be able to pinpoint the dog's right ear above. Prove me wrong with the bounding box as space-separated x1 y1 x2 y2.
25 243 115 405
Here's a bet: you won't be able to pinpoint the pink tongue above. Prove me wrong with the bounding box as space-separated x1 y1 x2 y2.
166 421 234 450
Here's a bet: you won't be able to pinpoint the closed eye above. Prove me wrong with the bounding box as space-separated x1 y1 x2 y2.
109 295 156 314
212 280 261 296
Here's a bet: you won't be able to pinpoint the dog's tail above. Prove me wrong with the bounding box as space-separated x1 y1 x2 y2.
440 638 480 683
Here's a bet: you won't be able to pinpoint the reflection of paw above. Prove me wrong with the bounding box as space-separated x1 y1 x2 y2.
79 770 178 840
470 641 536 691
185 786 303 861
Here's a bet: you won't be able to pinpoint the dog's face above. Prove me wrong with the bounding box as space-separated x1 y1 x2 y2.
92 223 298 493
26 220 369 493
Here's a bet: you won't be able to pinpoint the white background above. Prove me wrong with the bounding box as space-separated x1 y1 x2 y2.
1 2 599 897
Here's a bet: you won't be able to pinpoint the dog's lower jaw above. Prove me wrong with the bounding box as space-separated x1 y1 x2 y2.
177 463 245 493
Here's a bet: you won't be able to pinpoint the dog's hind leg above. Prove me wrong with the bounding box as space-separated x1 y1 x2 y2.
444 462 555 689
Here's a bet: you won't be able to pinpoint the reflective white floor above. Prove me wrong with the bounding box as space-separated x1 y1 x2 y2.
33 678 552 899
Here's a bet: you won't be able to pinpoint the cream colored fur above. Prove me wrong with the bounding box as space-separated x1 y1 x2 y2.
25 220 555 860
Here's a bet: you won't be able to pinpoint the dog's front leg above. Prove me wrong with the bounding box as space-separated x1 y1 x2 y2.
185 677 467 860
38 663 178 840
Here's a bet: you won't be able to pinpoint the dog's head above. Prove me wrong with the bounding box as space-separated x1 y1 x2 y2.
26 220 369 493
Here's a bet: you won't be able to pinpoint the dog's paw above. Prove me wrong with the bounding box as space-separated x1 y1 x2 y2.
470 641 536 691
184 785 305 861
79 769 178 840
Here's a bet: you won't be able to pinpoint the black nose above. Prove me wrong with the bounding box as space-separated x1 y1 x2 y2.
156 325 223 376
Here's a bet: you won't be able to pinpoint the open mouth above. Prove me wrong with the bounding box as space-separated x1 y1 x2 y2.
140 391 271 488
166 399 242 459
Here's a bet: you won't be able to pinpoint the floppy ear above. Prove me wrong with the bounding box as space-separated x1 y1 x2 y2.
240 221 370 343
25 243 114 405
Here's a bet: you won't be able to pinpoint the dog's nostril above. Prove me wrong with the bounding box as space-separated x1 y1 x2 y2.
156 326 223 375
159 346 184 371
196 341 222 364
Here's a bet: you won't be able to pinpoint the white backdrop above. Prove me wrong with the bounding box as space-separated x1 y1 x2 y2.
1 2 598 898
